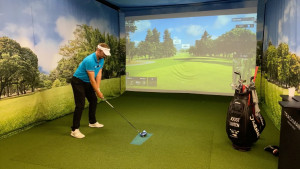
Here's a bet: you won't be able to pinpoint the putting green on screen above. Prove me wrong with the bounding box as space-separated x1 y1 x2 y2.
0 92 279 169
126 52 237 94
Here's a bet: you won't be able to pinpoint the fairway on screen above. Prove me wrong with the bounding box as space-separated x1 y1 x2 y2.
125 8 257 95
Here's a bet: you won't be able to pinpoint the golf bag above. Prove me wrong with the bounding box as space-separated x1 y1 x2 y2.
226 71 265 149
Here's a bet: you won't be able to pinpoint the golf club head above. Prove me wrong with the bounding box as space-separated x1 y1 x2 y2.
139 130 147 137
234 71 242 81
234 71 240 75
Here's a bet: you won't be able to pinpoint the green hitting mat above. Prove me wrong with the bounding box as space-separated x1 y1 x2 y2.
131 133 153 145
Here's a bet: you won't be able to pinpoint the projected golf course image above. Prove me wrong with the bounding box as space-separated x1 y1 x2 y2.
126 12 257 95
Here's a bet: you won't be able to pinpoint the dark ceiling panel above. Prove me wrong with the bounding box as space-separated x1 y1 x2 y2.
100 0 256 8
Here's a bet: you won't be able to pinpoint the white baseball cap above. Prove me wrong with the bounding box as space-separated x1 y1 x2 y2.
98 45 111 56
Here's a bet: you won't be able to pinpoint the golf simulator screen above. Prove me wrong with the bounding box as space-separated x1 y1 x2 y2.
125 8 257 95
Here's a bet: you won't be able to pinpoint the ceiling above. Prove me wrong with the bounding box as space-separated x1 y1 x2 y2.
101 0 256 8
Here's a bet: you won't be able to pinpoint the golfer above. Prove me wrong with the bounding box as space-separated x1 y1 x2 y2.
70 43 111 138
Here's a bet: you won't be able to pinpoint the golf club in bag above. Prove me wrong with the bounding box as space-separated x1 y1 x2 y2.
226 67 265 151
103 99 147 137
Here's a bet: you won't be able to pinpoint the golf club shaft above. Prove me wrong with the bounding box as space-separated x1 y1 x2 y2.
105 100 140 133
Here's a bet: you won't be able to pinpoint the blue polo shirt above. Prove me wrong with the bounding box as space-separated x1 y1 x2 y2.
73 52 104 82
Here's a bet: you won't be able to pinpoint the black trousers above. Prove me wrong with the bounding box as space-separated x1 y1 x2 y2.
71 76 98 131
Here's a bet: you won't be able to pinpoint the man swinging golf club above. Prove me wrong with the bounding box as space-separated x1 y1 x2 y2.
70 43 111 138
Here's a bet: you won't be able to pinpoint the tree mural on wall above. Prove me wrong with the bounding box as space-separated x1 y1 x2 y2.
56 24 126 81
263 42 300 89
0 37 39 99
0 24 126 99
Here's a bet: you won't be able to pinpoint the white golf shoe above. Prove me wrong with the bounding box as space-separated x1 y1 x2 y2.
71 129 85 138
89 122 104 128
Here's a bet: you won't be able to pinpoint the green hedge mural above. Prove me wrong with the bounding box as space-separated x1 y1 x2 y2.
0 77 125 137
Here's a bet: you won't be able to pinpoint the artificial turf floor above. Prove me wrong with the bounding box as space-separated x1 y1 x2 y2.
0 91 279 169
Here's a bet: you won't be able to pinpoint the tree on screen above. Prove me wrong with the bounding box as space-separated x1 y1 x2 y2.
152 28 161 59
196 31 213 56
125 20 137 62
132 28 176 60
190 30 214 57
126 40 136 62
189 28 256 58
162 29 176 58
144 29 155 59
125 20 137 40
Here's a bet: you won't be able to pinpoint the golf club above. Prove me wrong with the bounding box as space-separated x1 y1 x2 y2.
234 71 247 94
103 99 147 137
